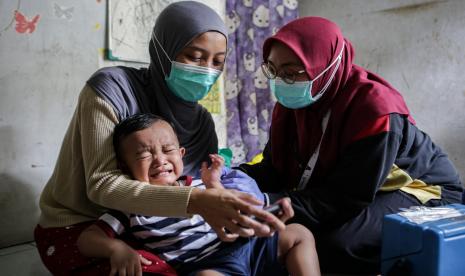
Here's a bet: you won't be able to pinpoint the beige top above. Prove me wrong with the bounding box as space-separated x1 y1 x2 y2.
39 85 194 228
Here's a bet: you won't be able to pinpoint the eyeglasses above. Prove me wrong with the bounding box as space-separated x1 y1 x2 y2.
261 62 307 84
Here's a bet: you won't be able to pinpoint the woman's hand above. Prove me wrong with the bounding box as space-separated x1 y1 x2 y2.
109 241 152 276
187 188 286 241
276 197 294 223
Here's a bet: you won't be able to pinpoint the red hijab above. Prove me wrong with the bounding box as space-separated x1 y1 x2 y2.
263 17 412 187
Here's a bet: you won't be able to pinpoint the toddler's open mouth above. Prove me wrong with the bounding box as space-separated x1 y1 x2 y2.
150 169 173 178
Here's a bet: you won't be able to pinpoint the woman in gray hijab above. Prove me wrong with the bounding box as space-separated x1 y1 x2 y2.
88 1 224 176
34 2 290 275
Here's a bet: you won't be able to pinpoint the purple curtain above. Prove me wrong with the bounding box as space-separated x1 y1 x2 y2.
225 0 299 165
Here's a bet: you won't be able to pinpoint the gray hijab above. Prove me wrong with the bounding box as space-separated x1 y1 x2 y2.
87 1 227 176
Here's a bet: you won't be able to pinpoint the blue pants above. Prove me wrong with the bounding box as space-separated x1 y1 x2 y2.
176 234 287 276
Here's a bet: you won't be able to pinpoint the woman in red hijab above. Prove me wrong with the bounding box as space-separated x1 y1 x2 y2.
240 17 463 274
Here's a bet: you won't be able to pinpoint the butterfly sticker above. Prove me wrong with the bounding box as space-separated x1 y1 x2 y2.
14 10 40 34
54 3 74 20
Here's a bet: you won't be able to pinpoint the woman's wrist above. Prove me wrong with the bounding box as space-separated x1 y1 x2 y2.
186 188 201 214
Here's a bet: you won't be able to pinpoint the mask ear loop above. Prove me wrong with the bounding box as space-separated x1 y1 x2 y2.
313 43 345 101
151 32 172 77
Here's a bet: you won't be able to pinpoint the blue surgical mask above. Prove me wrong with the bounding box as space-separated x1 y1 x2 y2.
152 34 221 102
270 43 344 109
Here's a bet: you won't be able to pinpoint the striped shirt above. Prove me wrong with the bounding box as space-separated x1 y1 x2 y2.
98 178 222 264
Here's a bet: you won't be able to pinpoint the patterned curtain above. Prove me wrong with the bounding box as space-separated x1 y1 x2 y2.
225 0 299 165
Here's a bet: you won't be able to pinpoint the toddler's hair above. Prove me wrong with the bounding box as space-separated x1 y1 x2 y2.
113 113 177 161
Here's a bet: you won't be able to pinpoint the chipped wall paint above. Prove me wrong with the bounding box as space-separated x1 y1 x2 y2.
53 3 74 20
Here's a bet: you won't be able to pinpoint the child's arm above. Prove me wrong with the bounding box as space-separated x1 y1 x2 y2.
201 154 225 189
77 224 151 275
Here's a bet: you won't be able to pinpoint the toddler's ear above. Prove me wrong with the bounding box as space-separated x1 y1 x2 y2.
117 161 130 175
179 147 186 157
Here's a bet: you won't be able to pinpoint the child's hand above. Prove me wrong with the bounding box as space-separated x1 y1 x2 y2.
201 154 225 189
109 241 152 276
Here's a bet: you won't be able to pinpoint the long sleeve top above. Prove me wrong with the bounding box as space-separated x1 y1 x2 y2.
39 85 194 228
240 113 463 230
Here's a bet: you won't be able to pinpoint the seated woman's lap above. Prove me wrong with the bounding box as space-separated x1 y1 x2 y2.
34 221 175 275
316 190 458 274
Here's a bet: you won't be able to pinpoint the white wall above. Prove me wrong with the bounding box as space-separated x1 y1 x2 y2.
0 1 106 248
0 0 226 248
299 0 465 182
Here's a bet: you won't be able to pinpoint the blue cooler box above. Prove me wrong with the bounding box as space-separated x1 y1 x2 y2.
381 204 465 276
